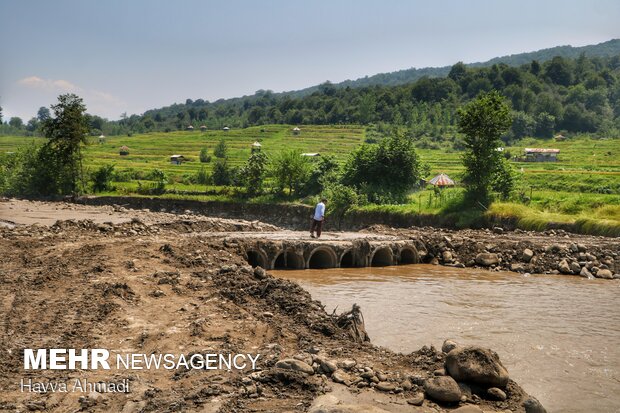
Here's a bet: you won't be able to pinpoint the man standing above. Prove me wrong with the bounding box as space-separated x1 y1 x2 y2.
310 198 327 238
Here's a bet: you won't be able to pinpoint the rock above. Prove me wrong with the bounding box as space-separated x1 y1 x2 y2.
442 339 458 354
487 387 507 401
275 359 314 375
407 392 425 406
558 259 571 274
253 266 267 279
375 381 397 392
492 227 504 234
442 251 454 263
510 263 524 272
424 376 461 403
570 261 581 273
445 346 509 388
579 267 593 278
451 406 484 413
338 359 357 370
309 403 391 413
320 359 338 374
475 253 499 267
595 269 613 279
331 370 352 384
523 397 547 413
401 379 413 390
430 257 439 265
586 253 597 261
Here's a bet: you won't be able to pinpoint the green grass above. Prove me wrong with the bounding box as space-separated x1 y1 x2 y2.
1 127 619 235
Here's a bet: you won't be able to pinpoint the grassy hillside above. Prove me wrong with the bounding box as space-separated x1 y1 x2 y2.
1 126 619 234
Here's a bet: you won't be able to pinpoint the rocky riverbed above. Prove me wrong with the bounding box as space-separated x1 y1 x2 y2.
365 225 619 280
0 204 551 412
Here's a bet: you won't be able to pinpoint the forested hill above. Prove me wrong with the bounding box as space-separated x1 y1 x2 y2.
285 39 620 95
99 47 620 144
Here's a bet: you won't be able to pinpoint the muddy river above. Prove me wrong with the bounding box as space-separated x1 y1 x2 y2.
273 264 620 413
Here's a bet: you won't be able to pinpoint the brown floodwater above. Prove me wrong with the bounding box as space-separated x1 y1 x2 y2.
273 264 620 413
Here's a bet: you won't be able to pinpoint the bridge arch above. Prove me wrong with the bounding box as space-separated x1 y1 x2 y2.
307 246 338 269
370 247 393 267
246 248 268 268
399 246 419 264
339 249 355 268
272 249 305 270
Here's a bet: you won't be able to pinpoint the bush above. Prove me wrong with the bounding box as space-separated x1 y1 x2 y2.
91 164 115 192
199 148 211 163
212 159 231 185
214 139 227 158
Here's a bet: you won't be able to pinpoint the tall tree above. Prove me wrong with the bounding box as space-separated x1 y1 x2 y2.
37 106 51 122
457 91 512 204
41 94 89 195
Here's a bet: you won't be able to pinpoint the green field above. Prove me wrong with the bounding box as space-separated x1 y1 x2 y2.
1 125 619 235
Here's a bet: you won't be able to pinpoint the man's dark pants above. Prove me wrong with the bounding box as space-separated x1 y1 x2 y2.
310 219 323 237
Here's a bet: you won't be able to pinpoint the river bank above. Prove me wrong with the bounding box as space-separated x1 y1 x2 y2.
0 199 552 412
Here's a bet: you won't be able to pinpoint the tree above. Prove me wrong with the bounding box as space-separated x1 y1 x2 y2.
9 117 23 129
303 154 340 196
40 94 90 195
238 152 268 196
37 106 51 122
213 139 227 158
270 150 312 195
212 159 232 185
199 147 211 163
342 131 421 203
91 164 115 192
457 91 512 204
322 183 366 229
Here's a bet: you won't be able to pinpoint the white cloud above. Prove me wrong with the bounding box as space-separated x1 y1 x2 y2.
18 76 79 92
15 76 126 119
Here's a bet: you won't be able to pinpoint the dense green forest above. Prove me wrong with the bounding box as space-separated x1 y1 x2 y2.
3 40 620 142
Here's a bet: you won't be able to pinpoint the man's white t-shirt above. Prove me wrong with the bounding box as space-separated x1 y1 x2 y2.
314 202 325 221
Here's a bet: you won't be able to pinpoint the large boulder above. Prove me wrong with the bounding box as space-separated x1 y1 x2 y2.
275 358 314 375
475 253 499 267
595 269 613 279
521 248 534 263
445 346 509 388
424 376 461 403
523 397 548 413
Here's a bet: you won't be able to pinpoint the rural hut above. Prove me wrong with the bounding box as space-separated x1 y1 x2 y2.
119 146 130 156
301 153 320 157
186 125 194 131
524 148 559 162
98 134 105 144
223 126 230 132
170 155 185 165
251 141 262 153
292 127 301 135
429 173 455 187
554 134 566 141
200 125 207 131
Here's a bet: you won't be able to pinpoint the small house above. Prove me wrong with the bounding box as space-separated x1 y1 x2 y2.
223 126 230 132
292 127 301 135
251 141 262 153
301 153 320 157
554 134 566 141
200 125 207 132
98 134 106 144
170 155 185 165
524 148 559 162
186 125 194 131
119 146 130 156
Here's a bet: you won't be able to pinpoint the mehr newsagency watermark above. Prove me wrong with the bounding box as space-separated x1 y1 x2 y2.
20 348 260 393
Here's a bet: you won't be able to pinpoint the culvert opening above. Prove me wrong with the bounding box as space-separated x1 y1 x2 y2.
400 248 418 264
371 247 393 267
273 251 305 270
247 250 267 268
340 250 355 268
308 248 336 269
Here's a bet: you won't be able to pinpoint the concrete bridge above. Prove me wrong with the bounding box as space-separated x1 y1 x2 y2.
218 231 421 270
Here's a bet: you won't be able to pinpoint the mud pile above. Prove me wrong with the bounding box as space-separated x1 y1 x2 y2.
0 217 543 412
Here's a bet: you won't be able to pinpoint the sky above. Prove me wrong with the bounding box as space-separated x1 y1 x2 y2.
1 0 619 121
